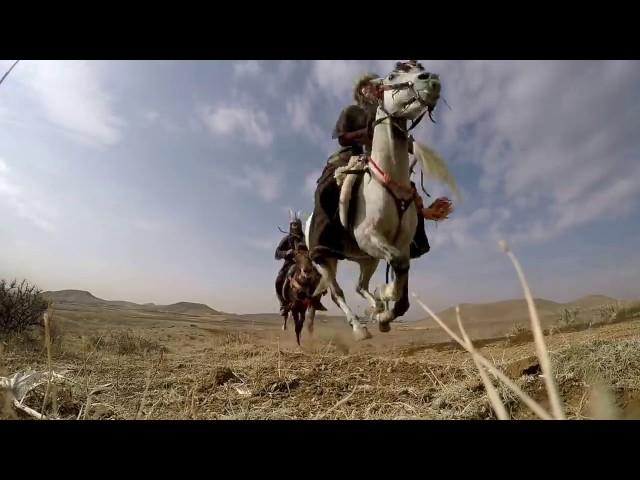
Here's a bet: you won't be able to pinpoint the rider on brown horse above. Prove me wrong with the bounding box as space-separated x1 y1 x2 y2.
307 63 452 264
281 244 327 345
275 214 327 316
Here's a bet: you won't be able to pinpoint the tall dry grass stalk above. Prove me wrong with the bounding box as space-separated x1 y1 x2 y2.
498 240 565 420
40 308 54 418
413 239 570 420
412 295 552 419
456 306 509 420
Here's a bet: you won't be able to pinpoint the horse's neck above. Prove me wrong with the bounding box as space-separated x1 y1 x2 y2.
371 109 410 186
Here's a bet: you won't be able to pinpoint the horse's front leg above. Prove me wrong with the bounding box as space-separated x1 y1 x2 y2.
282 310 288 331
314 257 371 341
375 260 410 332
355 258 384 317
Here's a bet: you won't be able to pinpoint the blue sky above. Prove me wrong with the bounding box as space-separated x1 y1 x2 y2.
1 60 639 318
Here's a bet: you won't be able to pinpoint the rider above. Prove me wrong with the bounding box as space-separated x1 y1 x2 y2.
308 65 448 263
274 216 327 315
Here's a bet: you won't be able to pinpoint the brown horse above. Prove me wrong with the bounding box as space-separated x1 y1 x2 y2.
281 245 327 345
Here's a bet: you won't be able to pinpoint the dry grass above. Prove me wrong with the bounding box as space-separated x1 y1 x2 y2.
89 331 168 356
2 255 640 420
3 321 640 420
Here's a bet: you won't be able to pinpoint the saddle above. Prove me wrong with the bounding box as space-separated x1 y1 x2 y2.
335 155 367 230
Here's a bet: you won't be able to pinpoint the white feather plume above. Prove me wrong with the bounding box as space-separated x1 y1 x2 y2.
412 139 461 203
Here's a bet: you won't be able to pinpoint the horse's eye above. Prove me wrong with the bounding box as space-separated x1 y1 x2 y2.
388 74 396 81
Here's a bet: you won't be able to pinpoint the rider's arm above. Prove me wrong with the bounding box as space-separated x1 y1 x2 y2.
333 105 370 147
338 128 369 147
275 237 292 260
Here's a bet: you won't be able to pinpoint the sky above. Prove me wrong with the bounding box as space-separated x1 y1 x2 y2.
1 60 639 319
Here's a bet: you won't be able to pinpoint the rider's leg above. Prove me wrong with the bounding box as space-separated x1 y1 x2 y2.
410 196 431 259
275 265 289 314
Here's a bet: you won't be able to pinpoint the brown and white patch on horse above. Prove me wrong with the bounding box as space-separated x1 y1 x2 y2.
281 247 327 345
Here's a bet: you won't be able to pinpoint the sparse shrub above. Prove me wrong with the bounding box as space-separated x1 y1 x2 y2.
614 303 640 322
506 323 529 338
219 332 251 346
598 304 618 323
559 308 579 327
0 279 49 335
94 330 168 356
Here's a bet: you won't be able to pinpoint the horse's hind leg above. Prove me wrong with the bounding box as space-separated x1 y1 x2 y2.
355 258 384 316
293 310 304 346
314 257 371 341
306 306 315 335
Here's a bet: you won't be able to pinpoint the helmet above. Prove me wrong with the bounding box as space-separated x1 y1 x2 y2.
288 210 303 239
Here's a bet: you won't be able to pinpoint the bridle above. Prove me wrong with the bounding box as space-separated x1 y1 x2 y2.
372 76 439 134
288 253 317 308
357 74 438 242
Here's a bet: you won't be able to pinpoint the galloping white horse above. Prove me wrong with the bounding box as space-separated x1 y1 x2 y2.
306 61 445 341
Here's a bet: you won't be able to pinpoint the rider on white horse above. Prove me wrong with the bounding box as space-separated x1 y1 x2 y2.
307 63 450 266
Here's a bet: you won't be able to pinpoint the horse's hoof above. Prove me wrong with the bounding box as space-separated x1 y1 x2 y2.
378 321 391 333
353 325 372 341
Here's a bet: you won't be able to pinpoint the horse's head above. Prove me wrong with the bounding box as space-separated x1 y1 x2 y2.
375 60 441 122
294 245 314 282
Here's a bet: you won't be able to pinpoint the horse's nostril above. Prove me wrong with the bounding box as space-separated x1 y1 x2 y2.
417 73 430 80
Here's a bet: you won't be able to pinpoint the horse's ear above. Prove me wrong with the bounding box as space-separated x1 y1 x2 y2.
288 209 294 222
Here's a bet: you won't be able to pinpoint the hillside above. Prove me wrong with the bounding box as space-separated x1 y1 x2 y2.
567 294 619 310
158 302 220 315
43 289 106 305
408 295 623 331
43 290 220 316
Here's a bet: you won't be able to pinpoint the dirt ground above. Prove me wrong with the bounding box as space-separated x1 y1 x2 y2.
2 303 640 420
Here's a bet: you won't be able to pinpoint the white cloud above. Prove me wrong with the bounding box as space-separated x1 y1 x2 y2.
200 105 274 148
131 218 165 232
142 109 182 134
233 60 262 77
244 234 281 252
0 158 54 231
225 166 282 202
415 60 640 246
143 110 160 123
310 60 388 100
286 90 325 145
18 60 124 147
303 169 322 196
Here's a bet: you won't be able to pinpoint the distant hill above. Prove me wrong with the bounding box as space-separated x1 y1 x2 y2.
566 295 619 310
436 298 563 325
159 302 220 315
43 289 105 305
409 295 624 331
43 290 220 316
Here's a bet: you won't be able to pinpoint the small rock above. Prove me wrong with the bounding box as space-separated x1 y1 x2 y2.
88 403 114 420
214 367 236 385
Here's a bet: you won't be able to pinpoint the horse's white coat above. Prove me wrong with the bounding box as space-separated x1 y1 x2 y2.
306 63 445 339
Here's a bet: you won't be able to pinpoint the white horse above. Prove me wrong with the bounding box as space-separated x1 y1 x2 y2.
306 61 446 341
